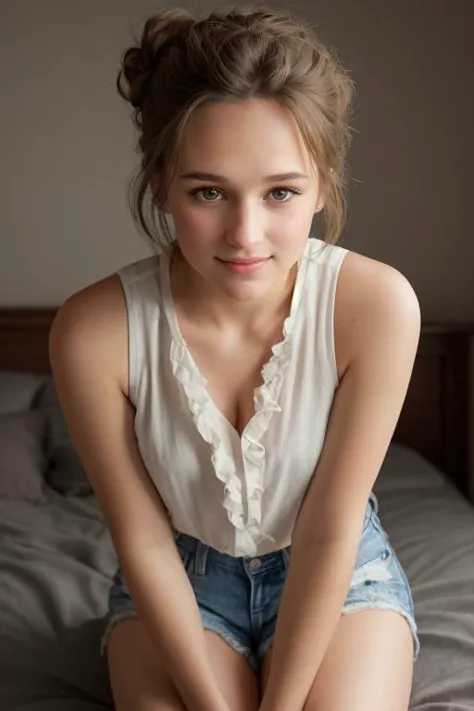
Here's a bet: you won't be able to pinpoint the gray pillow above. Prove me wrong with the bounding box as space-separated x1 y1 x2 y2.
0 371 45 415
38 376 92 497
0 410 47 503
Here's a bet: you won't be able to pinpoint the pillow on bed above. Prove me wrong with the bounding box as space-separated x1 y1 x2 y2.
0 410 47 503
38 376 93 497
0 371 45 414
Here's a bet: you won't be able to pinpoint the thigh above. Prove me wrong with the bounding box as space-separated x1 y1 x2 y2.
206 631 260 710
107 619 259 711
261 610 413 711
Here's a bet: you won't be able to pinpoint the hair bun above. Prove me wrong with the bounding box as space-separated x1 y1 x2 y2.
117 9 196 109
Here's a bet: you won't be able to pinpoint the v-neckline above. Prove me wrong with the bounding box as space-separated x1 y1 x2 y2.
160 248 308 443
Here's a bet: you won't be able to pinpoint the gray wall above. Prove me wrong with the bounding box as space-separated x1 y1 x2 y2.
1 0 473 320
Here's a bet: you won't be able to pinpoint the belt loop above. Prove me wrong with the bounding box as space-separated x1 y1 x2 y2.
195 539 209 576
370 492 379 514
282 547 290 570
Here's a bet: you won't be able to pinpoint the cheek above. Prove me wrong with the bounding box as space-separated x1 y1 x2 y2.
171 201 314 250
172 204 219 235
172 208 201 234
171 209 216 254
270 206 314 246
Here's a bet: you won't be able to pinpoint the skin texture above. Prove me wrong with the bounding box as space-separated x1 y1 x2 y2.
158 98 323 435
162 97 322 308
258 248 420 711
49 96 420 711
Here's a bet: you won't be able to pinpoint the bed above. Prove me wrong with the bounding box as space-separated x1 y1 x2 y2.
0 308 473 710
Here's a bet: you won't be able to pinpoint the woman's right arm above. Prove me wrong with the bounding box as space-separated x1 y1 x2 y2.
49 279 229 711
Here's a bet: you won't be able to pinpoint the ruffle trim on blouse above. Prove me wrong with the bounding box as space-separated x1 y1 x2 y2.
250 315 293 443
165 246 310 537
169 309 294 533
170 338 246 530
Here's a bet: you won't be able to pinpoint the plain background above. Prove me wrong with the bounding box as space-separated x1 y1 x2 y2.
1 0 473 320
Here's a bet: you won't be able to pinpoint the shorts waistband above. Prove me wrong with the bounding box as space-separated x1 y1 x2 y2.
174 531 290 575
173 493 378 570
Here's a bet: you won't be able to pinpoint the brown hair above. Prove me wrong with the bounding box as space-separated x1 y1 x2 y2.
117 5 354 250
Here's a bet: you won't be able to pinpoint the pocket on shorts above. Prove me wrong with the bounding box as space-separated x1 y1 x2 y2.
352 511 393 587
352 548 393 586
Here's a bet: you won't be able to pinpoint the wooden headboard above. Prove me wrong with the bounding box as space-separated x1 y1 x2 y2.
1 308 473 501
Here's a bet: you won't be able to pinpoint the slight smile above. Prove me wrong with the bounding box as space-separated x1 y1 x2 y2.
216 257 271 275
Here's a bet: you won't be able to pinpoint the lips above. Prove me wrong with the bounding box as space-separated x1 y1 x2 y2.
218 257 269 264
216 256 271 275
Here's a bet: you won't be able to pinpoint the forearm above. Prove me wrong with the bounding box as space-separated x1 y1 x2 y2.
260 538 358 711
121 543 229 711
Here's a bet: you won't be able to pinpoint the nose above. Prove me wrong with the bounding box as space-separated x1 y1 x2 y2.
224 199 265 250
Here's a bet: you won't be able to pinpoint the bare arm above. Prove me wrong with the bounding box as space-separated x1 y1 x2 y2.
259 262 421 711
49 279 230 711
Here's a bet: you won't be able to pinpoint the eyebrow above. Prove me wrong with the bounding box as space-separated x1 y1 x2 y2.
179 171 310 183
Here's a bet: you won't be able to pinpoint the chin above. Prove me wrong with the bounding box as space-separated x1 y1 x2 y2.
216 279 273 303
187 256 286 302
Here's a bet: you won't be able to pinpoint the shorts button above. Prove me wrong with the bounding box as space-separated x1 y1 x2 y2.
249 558 262 571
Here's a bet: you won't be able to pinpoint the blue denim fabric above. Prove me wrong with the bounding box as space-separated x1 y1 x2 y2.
101 494 419 669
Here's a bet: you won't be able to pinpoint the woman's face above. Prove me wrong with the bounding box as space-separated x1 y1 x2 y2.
161 97 323 302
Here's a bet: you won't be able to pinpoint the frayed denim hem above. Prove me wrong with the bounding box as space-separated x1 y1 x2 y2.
100 611 139 657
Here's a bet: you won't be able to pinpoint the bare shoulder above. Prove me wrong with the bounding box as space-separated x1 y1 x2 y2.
49 273 129 396
334 249 421 379
49 273 173 551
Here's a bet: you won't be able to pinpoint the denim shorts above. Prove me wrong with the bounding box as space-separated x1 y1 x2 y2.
101 494 419 670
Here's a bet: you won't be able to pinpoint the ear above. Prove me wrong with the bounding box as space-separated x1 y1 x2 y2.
312 167 326 213
314 192 325 213
314 168 333 212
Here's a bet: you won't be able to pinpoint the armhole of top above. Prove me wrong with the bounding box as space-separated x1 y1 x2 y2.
327 247 350 389
116 269 137 406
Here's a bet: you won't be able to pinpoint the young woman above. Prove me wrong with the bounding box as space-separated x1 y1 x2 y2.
50 6 421 711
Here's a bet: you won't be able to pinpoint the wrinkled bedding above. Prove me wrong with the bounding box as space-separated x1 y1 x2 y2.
0 443 473 710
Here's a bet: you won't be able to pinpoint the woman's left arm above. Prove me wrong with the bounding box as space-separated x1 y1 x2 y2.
259 263 421 711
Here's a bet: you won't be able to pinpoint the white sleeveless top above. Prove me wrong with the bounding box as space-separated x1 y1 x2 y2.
117 238 349 557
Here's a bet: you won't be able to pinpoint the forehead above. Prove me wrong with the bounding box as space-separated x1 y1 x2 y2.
175 97 314 181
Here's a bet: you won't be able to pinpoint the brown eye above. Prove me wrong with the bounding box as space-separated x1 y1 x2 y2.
192 187 222 202
269 187 300 202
